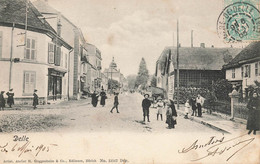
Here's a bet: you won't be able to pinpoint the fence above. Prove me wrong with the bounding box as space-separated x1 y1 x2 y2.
234 103 248 120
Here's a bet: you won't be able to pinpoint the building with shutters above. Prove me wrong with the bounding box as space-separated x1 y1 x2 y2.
223 41 260 100
0 0 72 104
84 43 102 93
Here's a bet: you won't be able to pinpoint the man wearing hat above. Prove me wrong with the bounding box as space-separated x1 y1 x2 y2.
6 88 14 108
142 93 151 122
110 92 119 113
33 89 38 109
0 91 5 110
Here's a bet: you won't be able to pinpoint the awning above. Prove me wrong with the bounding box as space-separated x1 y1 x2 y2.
48 68 67 77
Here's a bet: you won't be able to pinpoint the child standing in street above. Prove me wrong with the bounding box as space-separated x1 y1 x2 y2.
156 97 164 121
184 99 190 119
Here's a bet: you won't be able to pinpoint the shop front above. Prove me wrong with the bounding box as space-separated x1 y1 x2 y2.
48 68 66 101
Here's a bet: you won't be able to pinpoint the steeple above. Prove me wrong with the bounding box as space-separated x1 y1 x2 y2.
109 57 117 69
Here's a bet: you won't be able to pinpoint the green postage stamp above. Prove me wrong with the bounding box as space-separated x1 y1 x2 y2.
217 0 260 42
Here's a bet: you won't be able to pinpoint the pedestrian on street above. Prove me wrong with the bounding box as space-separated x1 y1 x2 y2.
166 100 177 129
191 97 197 116
184 99 190 119
0 91 5 110
91 91 99 107
33 89 38 109
142 94 151 122
156 97 164 121
100 89 107 107
196 94 204 117
6 88 14 108
246 92 260 135
110 92 119 113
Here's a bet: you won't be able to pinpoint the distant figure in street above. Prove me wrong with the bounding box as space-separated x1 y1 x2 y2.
110 92 119 113
6 88 14 108
100 89 107 107
166 100 177 129
184 99 190 119
246 92 260 135
196 94 204 117
191 97 197 116
33 89 38 109
0 91 5 110
156 97 164 121
142 94 151 122
91 91 99 107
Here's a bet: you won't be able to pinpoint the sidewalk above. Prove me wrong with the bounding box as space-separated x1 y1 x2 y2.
177 104 247 134
2 98 92 111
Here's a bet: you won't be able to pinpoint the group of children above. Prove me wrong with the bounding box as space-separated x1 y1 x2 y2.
0 88 15 110
151 96 178 129
0 88 39 110
184 94 204 119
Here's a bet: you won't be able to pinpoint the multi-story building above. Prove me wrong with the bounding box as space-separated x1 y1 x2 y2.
34 0 88 99
223 41 260 99
104 57 126 92
85 43 102 92
155 44 241 99
0 0 72 104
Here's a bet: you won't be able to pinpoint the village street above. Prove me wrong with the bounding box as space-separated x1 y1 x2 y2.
0 93 220 134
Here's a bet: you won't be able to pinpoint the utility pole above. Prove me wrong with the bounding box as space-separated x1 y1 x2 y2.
176 19 180 110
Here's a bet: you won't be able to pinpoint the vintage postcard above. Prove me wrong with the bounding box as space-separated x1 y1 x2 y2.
0 0 260 163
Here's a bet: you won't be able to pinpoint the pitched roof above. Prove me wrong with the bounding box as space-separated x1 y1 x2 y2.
0 0 56 34
157 46 242 71
223 41 260 69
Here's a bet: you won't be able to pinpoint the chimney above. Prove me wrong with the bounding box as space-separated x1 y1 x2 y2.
200 43 205 48
57 14 62 36
191 30 193 48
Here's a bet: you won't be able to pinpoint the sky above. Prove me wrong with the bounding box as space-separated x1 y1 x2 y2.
38 0 246 76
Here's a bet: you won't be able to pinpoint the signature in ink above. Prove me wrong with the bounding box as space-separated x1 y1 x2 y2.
178 134 255 162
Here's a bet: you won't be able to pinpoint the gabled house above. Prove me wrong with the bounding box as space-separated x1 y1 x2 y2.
223 41 260 99
0 0 72 104
155 44 242 99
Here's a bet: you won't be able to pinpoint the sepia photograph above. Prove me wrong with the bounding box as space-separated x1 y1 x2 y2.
0 0 259 163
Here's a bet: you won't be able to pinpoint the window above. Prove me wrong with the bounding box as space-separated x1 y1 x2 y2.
23 71 36 94
0 31 2 58
48 43 55 64
25 38 36 60
255 62 259 76
241 66 244 78
245 65 251 78
232 68 235 78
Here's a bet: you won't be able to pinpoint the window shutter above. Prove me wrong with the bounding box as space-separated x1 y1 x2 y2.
48 43 54 64
55 47 61 66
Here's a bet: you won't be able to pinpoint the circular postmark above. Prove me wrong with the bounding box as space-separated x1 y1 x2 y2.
217 2 260 42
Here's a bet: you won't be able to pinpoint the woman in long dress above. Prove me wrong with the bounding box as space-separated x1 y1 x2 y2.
100 89 107 107
166 100 177 129
91 91 99 107
6 88 14 108
247 92 260 135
